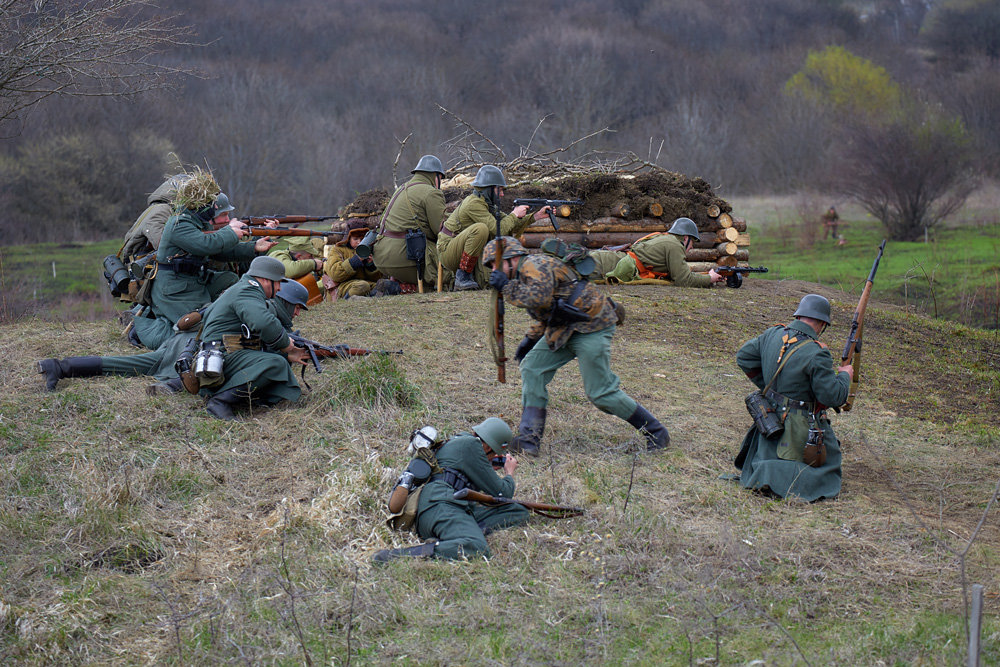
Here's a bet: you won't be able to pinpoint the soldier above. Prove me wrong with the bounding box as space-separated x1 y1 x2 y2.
373 417 528 562
324 221 382 299
198 256 309 420
35 280 312 395
438 165 549 291
371 155 448 293
267 236 326 283
821 205 840 241
132 183 276 350
595 217 724 287
731 294 853 501
483 236 669 457
120 174 191 260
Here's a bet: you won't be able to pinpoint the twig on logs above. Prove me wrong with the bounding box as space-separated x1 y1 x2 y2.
391 133 412 189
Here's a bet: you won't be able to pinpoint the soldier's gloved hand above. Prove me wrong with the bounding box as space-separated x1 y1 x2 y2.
514 336 540 362
488 270 508 291
363 256 376 270
348 255 365 271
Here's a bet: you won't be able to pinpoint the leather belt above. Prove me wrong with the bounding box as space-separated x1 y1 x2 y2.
380 230 408 239
764 388 815 413
431 468 470 492
440 227 457 237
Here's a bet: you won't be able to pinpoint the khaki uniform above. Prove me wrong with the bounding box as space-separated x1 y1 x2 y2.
603 233 711 287
504 254 635 418
121 179 179 259
733 319 850 500
438 194 533 286
324 243 380 299
416 433 529 559
371 173 447 286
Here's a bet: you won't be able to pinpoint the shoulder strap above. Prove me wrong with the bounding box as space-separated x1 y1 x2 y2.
761 339 811 394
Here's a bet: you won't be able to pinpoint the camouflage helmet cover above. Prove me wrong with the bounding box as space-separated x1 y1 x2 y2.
472 417 513 456
472 164 507 188
482 236 528 267
793 294 832 324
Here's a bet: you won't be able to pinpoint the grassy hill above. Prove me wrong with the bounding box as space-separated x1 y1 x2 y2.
2 279 998 664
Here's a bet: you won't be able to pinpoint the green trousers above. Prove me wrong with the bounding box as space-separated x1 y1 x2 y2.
417 494 529 559
519 325 636 419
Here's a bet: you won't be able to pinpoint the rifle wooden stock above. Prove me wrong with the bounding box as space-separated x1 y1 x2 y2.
452 488 584 517
245 215 341 226
245 226 342 238
840 239 886 412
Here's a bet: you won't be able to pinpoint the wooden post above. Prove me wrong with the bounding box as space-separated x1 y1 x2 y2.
436 261 443 292
968 584 984 667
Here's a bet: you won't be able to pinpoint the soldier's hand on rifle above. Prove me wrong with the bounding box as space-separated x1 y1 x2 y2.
263 218 280 229
708 268 724 284
283 343 310 367
312 257 325 271
489 270 508 291
512 204 530 218
254 238 277 253
229 220 250 239
503 454 518 476
837 363 854 380
532 205 552 222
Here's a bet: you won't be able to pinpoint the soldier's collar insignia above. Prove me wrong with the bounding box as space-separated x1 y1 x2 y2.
248 278 260 287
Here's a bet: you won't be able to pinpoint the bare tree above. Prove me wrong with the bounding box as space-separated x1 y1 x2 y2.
0 0 193 131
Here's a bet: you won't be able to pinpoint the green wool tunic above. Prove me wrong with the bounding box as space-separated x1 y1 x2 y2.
416 433 529 559
199 274 300 405
733 319 850 501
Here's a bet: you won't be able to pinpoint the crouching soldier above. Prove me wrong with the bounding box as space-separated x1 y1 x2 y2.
483 236 669 457
373 418 528 562
197 256 309 419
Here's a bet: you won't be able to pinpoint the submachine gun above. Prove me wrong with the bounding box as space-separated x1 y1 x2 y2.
512 198 585 231
713 265 769 288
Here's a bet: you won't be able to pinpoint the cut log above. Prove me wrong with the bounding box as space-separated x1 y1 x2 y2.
731 216 748 232
733 249 749 261
735 233 750 247
717 213 733 228
555 204 574 218
707 204 720 218
524 217 668 234
647 202 663 217
715 241 737 256
521 231 646 249
685 248 720 262
716 256 738 268
718 227 740 243
608 202 631 218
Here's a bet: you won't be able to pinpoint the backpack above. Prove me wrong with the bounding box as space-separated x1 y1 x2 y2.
385 426 445 532
539 237 596 280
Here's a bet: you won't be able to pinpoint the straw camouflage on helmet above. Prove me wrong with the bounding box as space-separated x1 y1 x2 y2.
472 164 507 188
793 294 832 324
472 417 513 456
482 236 528 267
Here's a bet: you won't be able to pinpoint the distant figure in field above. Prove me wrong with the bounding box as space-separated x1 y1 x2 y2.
821 206 840 242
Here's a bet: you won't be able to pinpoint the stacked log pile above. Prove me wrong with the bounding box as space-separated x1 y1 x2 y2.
338 172 752 271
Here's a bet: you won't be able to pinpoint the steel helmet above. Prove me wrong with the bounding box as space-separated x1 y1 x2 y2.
793 294 831 324
472 417 513 456
472 164 507 188
411 154 445 176
214 192 235 215
246 256 288 283
482 236 528 267
275 279 310 310
667 217 700 240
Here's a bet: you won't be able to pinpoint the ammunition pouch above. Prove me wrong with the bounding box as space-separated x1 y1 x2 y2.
221 333 262 351
159 256 210 278
404 228 426 274
431 467 470 493
548 280 592 327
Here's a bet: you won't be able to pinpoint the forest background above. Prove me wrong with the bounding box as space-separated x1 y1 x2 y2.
1 0 999 327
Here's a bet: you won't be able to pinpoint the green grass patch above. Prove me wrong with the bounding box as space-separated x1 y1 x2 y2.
329 354 422 409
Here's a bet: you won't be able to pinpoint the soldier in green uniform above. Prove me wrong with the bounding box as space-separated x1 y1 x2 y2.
35 281 311 395
198 256 309 420
732 294 853 501
267 236 326 283
596 217 724 287
373 417 528 562
483 237 670 457
324 221 381 299
132 188 276 350
438 165 548 291
371 155 448 293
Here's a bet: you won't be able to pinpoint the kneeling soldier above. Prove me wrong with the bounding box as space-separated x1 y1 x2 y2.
373 418 528 562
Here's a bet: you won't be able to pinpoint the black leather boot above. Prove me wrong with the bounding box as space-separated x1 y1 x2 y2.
372 541 436 564
453 269 479 291
206 388 244 420
146 377 184 396
510 406 546 458
37 356 102 391
625 404 670 451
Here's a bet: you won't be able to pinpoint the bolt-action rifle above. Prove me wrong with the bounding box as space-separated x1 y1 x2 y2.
452 488 584 518
512 198 585 232
840 239 886 412
239 224 345 240
240 215 341 226
491 208 507 383
713 265 769 288
288 332 403 374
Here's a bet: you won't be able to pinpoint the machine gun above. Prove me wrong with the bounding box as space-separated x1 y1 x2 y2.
512 198 585 232
713 265 769 288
